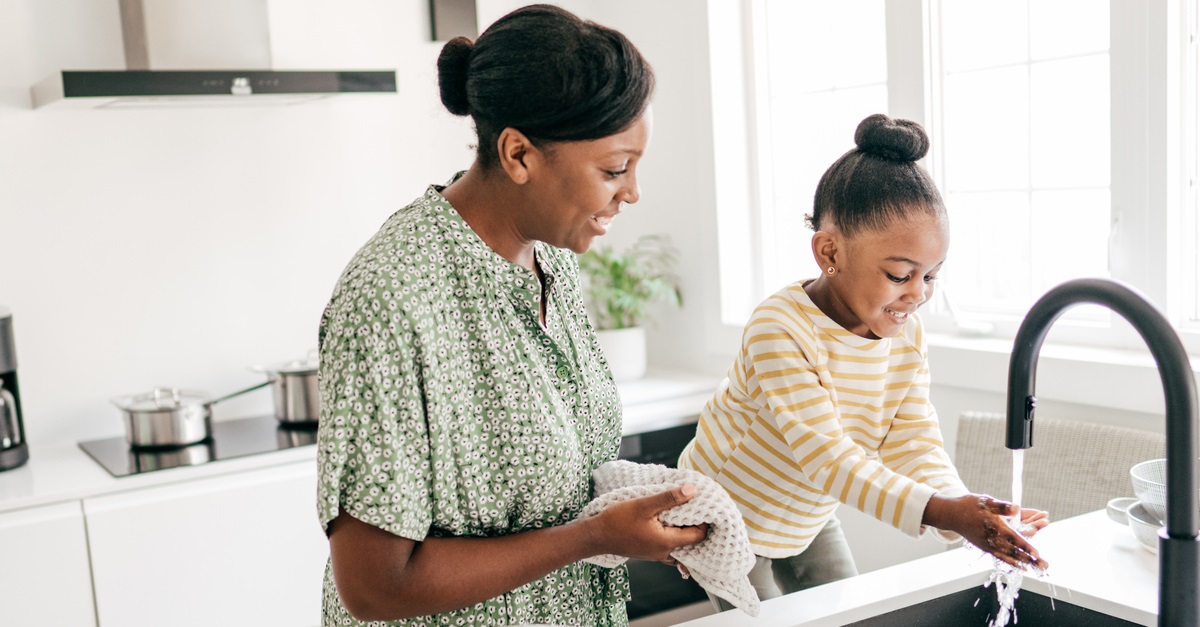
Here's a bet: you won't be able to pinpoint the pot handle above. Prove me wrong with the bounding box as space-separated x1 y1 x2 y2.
152 386 181 408
208 380 272 406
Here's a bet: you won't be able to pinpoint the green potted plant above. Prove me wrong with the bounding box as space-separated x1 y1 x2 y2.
579 234 682 381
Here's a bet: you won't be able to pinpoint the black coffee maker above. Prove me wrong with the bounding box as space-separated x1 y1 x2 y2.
0 307 29 471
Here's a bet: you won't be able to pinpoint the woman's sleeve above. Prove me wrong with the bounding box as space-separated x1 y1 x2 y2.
746 305 937 537
316 286 434 541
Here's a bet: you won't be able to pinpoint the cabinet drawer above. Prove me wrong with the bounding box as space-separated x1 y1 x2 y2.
0 501 96 626
84 462 328 627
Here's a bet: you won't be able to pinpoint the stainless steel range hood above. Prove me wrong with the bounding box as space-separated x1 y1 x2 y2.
31 0 397 109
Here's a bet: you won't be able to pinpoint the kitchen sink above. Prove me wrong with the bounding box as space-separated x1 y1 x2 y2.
845 586 1140 626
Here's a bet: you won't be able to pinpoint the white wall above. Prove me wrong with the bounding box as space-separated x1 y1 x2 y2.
0 0 475 443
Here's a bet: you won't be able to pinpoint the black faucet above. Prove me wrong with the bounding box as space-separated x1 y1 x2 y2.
1005 278 1199 626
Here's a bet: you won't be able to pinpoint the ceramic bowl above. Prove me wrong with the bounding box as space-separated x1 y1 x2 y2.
1106 496 1161 554
1131 459 1168 522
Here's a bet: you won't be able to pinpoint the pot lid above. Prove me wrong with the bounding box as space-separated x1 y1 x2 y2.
112 387 210 411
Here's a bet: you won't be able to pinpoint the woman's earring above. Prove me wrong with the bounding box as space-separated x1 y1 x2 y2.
826 266 836 276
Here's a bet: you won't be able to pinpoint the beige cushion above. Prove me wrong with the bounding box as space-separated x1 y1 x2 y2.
954 411 1165 520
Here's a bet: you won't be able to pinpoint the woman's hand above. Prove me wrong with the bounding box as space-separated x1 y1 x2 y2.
923 493 1049 571
586 484 709 561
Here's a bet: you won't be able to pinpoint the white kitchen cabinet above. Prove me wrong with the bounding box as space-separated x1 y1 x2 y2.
84 462 328 627
0 500 97 626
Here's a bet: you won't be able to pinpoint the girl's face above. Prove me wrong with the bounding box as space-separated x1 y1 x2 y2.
522 110 652 254
820 212 949 340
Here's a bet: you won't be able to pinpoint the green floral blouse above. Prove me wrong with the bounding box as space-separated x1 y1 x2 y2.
316 177 628 626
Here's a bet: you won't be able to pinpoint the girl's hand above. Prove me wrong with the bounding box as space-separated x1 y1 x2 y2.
1017 507 1050 537
924 493 1049 571
587 485 709 561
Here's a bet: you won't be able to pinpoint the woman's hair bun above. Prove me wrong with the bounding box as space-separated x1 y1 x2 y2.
437 36 474 116
854 113 929 162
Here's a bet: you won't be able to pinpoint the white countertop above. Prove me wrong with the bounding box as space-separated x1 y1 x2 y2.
617 369 715 435
0 369 716 515
676 509 1159 626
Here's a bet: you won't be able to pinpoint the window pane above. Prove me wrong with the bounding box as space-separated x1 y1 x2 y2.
941 2 1029 73
942 66 1030 191
1189 2 1200 326
1030 55 1110 189
1185 0 1195 321
943 191 1032 312
774 0 887 90
1030 189 1111 296
1191 185 1200 323
1030 0 1109 59
943 189 1110 317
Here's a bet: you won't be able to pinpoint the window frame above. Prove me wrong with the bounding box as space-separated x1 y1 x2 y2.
709 0 1200 357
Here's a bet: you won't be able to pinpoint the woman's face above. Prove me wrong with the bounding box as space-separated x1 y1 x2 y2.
826 212 949 339
523 110 652 254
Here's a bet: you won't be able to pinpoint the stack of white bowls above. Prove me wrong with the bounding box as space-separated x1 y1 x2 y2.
1106 458 1172 554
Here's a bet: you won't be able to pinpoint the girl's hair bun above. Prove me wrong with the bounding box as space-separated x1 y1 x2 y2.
437 36 474 116
854 113 929 162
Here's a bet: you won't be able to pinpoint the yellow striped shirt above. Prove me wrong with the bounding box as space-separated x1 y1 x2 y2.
678 280 966 558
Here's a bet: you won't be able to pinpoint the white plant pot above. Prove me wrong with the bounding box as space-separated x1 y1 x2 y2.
595 326 647 382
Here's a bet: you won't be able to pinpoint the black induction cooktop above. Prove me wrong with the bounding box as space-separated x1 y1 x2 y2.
78 415 317 478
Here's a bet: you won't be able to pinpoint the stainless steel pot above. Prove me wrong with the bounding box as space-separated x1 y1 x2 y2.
112 382 269 448
255 353 319 425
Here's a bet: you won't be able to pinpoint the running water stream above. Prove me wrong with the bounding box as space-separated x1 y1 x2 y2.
1011 449 1023 512
979 449 1035 626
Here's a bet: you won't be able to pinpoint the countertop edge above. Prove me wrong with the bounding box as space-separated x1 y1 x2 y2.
0 369 715 515
0 439 317 515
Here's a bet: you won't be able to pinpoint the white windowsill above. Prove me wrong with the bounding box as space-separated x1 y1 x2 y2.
927 331 1200 416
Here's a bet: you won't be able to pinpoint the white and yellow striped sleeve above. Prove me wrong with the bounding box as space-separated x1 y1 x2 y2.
879 322 969 540
880 360 966 494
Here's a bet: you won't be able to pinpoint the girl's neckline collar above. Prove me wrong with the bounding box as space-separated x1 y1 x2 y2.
794 280 887 349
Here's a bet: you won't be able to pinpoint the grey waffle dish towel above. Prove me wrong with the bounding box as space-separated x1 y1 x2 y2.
579 460 760 616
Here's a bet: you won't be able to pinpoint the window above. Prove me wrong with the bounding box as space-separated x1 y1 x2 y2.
716 0 1199 353
939 1 1110 321
1186 0 1200 329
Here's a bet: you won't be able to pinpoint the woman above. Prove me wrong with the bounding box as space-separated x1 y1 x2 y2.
316 5 705 626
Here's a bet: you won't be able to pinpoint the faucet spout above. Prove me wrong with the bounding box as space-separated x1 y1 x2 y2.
1004 278 1199 626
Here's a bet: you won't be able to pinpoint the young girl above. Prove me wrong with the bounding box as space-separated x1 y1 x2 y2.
678 114 1049 607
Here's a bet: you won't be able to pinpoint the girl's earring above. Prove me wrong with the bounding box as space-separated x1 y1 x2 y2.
826 266 836 276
